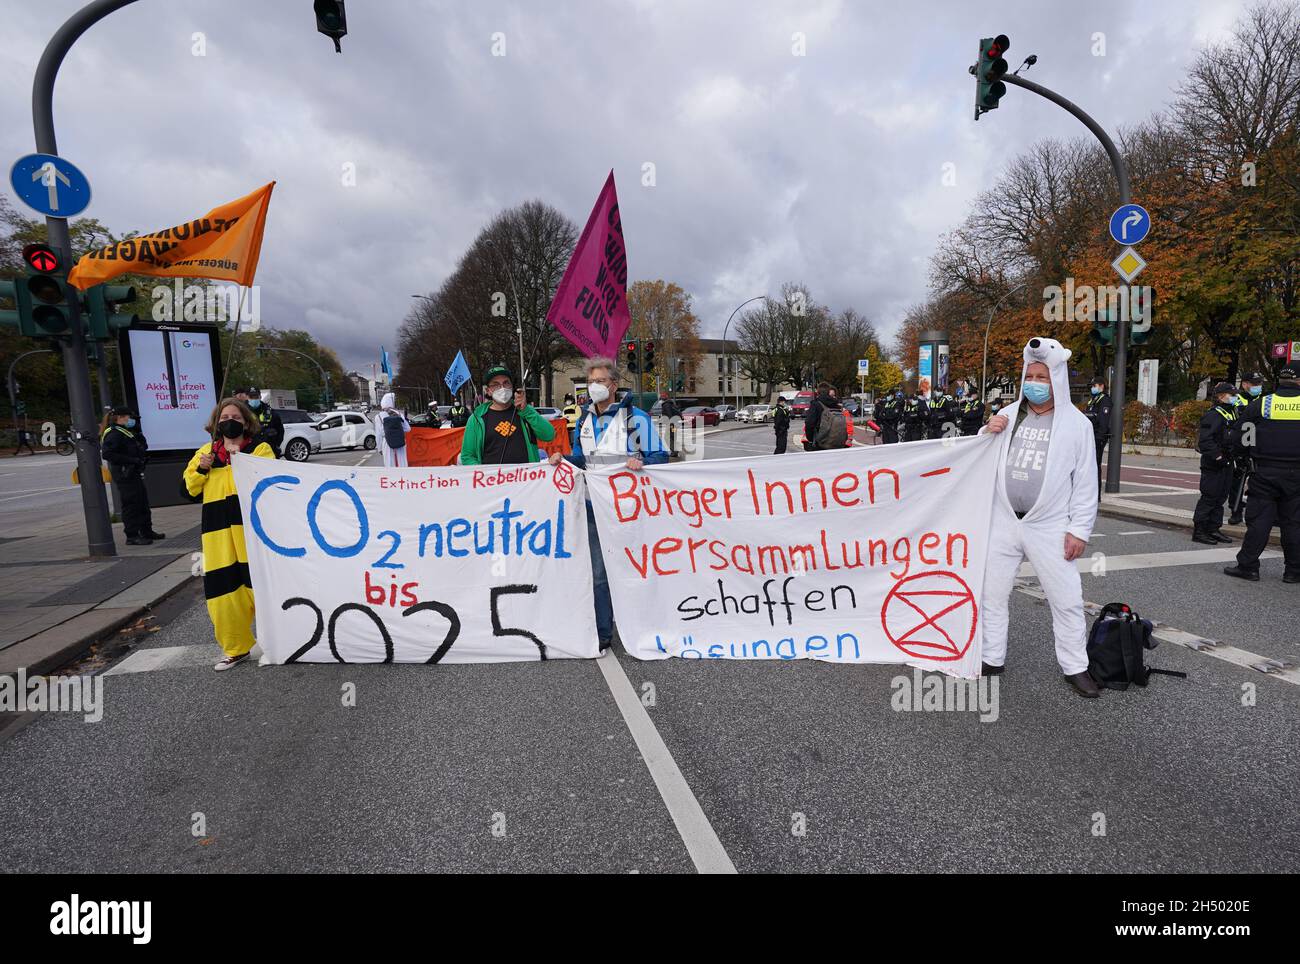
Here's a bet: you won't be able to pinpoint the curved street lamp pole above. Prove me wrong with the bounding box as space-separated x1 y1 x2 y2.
254 345 332 409
722 295 767 412
981 280 1028 405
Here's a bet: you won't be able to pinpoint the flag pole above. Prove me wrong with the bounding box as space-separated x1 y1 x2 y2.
218 284 248 401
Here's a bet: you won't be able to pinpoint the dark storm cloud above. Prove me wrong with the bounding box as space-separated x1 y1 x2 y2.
0 0 1237 372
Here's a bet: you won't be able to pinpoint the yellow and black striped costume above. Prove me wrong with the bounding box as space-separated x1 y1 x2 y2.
183 441 275 657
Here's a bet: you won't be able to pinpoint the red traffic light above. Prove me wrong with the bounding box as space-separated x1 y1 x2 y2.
987 34 1010 58
626 342 636 351
22 242 61 274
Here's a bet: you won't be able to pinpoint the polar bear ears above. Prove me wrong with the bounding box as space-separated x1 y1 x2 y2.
1023 337 1072 366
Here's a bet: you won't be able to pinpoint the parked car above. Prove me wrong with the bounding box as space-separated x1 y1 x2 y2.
789 391 816 417
650 397 698 416
314 411 378 452
738 404 772 423
681 406 721 427
713 404 737 421
278 409 324 462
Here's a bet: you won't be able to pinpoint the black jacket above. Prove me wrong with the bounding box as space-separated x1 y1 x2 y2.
1230 385 1300 469
1086 392 1113 442
773 405 790 434
251 404 284 454
101 424 149 483
1197 402 1238 468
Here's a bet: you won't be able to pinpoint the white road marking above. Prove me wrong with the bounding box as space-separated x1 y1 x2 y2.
595 649 737 874
0 485 79 503
1125 465 1201 477
1118 529 1154 535
1019 547 1281 578
103 645 220 675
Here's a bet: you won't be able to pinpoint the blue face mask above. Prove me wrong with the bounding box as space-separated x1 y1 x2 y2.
1090 386 1101 396
125 418 136 429
248 399 261 409
1022 382 1052 405
1248 385 1262 397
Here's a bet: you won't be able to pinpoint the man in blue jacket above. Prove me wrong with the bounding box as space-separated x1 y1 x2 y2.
549 356 668 650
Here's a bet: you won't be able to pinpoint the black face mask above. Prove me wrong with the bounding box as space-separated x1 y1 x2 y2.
218 419 244 439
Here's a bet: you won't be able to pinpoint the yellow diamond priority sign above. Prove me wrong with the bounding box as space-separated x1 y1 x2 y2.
1112 246 1147 283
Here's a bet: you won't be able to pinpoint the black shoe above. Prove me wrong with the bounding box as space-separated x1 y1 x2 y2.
1064 671 1101 698
1223 565 1260 582
981 662 1005 676
598 637 612 652
1191 530 1218 545
1227 515 1243 526
1284 572 1300 585
125 536 153 546
1208 530 1233 544
144 530 166 540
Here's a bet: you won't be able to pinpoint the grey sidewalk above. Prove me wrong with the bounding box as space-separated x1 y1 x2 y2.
0 502 203 676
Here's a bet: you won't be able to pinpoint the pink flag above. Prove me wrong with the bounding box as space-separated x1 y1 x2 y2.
546 171 630 358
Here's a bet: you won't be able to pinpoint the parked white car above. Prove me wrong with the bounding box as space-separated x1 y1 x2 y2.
278 409 324 462
314 411 378 453
738 404 772 423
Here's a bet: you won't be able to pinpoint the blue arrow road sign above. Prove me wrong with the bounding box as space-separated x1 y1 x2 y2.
9 153 92 218
1109 203 1150 246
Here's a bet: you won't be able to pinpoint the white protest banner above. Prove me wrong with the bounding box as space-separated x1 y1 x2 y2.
232 454 597 663
588 435 1001 677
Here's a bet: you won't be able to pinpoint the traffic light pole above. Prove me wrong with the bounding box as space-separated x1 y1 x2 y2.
1000 73 1131 494
33 0 139 556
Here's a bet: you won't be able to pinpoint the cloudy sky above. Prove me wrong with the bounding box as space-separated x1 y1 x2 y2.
1 0 1242 374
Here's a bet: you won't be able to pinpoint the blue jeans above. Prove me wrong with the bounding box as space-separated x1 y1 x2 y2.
586 501 613 641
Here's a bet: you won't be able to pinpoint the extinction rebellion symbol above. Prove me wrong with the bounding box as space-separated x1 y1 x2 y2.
552 459 575 495
880 570 978 661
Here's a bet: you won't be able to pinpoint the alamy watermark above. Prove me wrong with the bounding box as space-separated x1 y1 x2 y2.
890 667 999 722
0 668 102 722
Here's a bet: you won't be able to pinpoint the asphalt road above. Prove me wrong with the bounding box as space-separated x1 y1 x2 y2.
1 423 1296 873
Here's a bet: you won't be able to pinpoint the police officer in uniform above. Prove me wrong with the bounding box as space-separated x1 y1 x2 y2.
1224 366 1300 583
773 397 791 454
235 387 284 457
449 396 469 428
1084 375 1112 492
958 383 985 436
879 389 902 444
1192 381 1239 545
100 406 165 546
926 385 957 440
900 387 928 443
1227 371 1264 525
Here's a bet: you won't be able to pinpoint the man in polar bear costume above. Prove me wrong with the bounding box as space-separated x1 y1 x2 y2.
981 337 1101 698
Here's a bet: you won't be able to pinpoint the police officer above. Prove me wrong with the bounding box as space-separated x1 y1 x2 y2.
773 396 791 454
1227 371 1264 525
449 396 469 428
926 384 957 440
1085 375 1112 492
1192 382 1239 545
879 388 902 444
235 387 284 457
100 406 165 546
901 386 928 442
1224 366 1300 583
958 383 984 436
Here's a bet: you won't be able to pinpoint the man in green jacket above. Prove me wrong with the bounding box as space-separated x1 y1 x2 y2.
460 364 556 465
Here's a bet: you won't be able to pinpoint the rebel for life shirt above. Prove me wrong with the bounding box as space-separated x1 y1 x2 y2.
480 407 529 464
1005 408 1055 514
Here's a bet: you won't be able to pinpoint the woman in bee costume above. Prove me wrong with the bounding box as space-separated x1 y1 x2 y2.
183 398 276 670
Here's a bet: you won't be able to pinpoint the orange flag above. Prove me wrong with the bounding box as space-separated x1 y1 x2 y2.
68 182 275 290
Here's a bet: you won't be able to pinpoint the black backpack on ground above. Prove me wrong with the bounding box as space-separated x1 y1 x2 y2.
1086 602 1187 690
382 413 407 449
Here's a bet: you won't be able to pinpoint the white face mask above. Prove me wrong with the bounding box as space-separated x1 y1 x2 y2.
490 387 513 405
587 383 611 404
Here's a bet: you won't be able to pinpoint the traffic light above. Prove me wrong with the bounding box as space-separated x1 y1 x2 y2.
625 339 639 374
973 35 1010 117
6 242 78 338
314 0 347 52
643 340 656 373
1089 305 1116 347
83 284 137 340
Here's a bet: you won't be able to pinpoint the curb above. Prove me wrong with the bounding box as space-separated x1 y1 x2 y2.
1097 501 1282 547
0 555 199 679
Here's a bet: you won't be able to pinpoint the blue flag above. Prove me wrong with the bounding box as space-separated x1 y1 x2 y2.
444 350 471 394
381 345 393 379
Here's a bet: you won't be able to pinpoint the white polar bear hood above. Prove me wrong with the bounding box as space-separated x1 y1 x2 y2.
982 337 1098 542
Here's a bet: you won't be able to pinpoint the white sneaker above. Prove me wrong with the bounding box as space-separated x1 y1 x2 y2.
214 652 250 672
